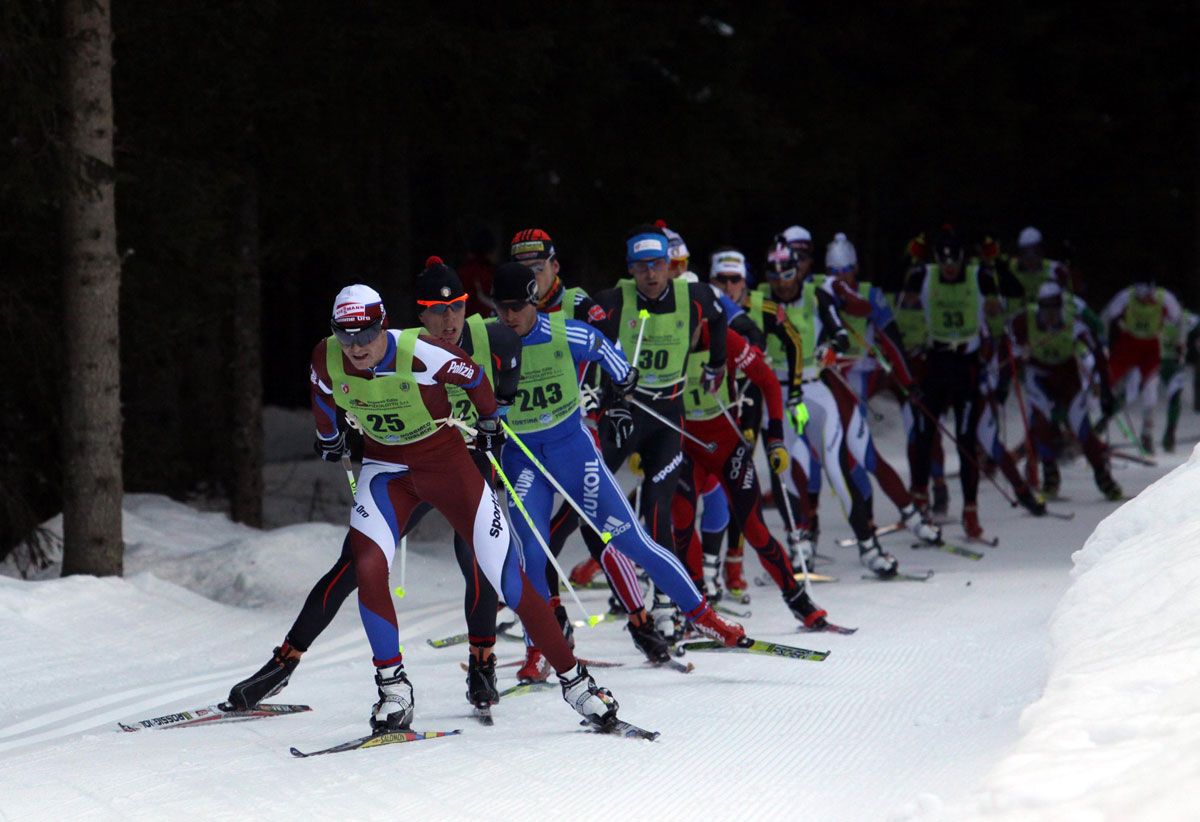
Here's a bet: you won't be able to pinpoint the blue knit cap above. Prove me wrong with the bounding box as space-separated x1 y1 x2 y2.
626 232 669 263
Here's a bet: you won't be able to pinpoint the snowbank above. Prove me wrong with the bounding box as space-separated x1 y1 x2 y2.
971 444 1200 820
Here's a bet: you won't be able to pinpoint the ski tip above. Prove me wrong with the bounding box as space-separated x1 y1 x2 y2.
289 746 306 758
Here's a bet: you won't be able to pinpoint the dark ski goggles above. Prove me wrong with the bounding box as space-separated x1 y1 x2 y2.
331 317 384 347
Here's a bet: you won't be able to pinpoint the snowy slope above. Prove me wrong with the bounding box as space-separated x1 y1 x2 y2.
2 399 1198 821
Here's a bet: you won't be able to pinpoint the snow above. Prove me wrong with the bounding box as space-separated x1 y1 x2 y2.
2 399 1199 821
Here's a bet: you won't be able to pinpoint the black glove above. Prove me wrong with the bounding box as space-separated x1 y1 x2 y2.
612 366 639 399
701 362 726 394
472 416 506 456
314 430 347 462
831 329 850 354
604 405 635 450
785 385 805 409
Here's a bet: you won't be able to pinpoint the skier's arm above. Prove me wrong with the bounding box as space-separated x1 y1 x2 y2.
310 339 341 442
566 318 631 383
730 311 765 350
418 336 498 419
690 281 727 369
760 301 805 394
484 321 523 407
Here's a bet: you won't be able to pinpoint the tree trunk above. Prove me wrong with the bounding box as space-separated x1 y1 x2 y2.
60 0 123 576
228 143 264 526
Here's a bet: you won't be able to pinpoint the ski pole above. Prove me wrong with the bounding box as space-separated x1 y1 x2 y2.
713 394 753 450
629 308 651 369
626 396 717 452
484 450 601 627
774 459 814 597
340 454 357 496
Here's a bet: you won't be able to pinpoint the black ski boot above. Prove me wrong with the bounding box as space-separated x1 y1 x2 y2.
627 613 672 663
932 481 950 517
1095 465 1124 501
550 596 575 649
225 644 300 710
1041 461 1061 498
465 654 499 707
1016 487 1047 516
784 586 828 629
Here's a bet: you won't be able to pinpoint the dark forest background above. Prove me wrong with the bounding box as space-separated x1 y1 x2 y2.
2 0 1197 556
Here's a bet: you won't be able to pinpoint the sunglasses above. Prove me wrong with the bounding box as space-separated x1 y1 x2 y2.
629 258 668 275
521 258 554 274
828 265 855 275
331 317 384 347
417 294 468 315
766 267 798 281
713 274 745 284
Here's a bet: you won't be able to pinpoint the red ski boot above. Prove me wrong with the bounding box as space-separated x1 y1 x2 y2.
515 647 550 683
689 605 746 647
568 557 602 586
963 504 985 541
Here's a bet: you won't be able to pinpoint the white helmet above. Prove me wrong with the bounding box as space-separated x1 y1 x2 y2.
825 232 857 270
1018 226 1043 249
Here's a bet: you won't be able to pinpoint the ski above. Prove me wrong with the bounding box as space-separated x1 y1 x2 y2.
498 680 558 699
118 702 310 732
583 718 660 741
677 636 829 662
460 658 623 674
755 572 836 587
427 633 468 649
804 621 857 635
911 541 984 560
1044 509 1075 521
964 534 1000 547
290 728 461 758
472 705 494 726
861 570 935 582
715 603 751 618
649 658 695 674
837 522 903 547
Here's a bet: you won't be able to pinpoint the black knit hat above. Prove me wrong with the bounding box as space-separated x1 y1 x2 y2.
415 256 466 304
491 261 539 304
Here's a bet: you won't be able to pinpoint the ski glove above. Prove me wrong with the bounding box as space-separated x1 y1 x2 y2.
605 406 635 450
831 329 850 354
473 416 506 456
314 430 347 462
611 366 639 399
701 362 726 394
789 401 810 434
765 417 788 474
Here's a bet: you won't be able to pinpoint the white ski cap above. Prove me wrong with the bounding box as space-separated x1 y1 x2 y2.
332 284 386 328
1018 226 1043 249
1036 281 1063 302
825 232 858 270
710 249 747 277
679 270 699 283
782 225 812 245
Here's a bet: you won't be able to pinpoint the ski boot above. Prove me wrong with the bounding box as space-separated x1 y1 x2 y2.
1041 461 1061 498
1095 465 1124 501
857 535 898 578
465 653 499 707
784 586 828 629
371 663 414 732
963 504 984 540
701 555 723 602
650 594 682 643
515 646 550 683
1163 429 1176 453
689 604 746 647
787 528 815 566
559 663 618 727
549 595 575 649
568 556 602 586
226 643 300 710
626 612 672 663
931 481 950 517
723 549 749 600
1141 424 1155 456
900 502 941 544
1016 487 1047 516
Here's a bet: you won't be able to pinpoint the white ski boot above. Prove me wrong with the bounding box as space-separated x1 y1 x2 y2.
900 502 941 544
558 663 618 727
371 663 414 732
858 536 898 578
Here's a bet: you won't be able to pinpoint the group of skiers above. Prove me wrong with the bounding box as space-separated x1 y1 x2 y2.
224 221 1194 736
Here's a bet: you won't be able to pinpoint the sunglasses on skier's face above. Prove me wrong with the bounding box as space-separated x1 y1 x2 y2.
417 294 468 315
331 318 385 347
767 266 798 282
713 274 745 285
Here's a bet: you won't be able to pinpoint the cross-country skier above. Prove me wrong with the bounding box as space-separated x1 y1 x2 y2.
260 280 618 732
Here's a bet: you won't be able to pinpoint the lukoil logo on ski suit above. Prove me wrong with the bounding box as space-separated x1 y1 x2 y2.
583 460 601 520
